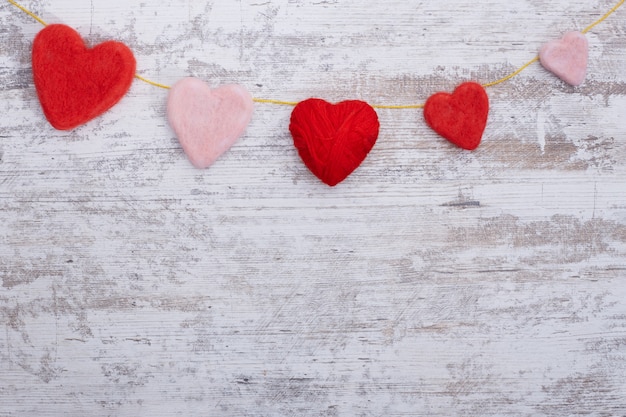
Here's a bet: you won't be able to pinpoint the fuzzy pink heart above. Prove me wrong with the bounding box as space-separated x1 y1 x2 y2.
167 77 254 168
539 31 588 86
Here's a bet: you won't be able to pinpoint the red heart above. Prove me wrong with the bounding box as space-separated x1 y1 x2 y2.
423 82 489 150
32 24 136 130
289 99 379 186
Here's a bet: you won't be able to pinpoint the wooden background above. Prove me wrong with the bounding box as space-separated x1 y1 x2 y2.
1 0 625 415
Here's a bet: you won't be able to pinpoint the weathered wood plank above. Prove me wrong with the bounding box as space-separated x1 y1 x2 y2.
1 0 625 415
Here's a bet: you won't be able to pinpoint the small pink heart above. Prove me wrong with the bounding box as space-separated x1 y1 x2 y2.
539 31 588 86
167 77 254 168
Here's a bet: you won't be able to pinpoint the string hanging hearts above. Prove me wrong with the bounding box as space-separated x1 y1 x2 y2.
7 0 626 186
287 83 489 186
32 24 136 130
28 20 254 168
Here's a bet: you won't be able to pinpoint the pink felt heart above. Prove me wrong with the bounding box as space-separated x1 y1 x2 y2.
167 77 254 168
539 31 588 86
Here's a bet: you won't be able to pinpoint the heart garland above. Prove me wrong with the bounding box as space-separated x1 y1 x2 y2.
11 0 617 186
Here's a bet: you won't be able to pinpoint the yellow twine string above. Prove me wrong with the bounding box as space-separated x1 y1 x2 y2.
582 0 625 33
372 103 424 110
481 56 540 88
252 98 300 106
6 0 625 109
7 0 47 26
134 74 171 89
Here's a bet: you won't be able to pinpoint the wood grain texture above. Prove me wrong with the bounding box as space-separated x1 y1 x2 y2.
1 0 625 415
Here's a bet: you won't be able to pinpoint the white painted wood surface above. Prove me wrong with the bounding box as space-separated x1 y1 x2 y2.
1 0 626 415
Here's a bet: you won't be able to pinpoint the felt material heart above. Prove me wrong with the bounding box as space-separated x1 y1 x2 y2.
167 77 254 169
289 99 379 186
423 82 489 151
539 31 588 86
32 24 136 130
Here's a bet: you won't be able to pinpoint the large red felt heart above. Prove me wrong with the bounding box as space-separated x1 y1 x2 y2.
32 24 136 130
423 82 489 150
289 99 379 186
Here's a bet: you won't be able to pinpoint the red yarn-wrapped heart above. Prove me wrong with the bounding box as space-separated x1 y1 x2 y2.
423 82 489 150
32 24 136 130
289 99 379 186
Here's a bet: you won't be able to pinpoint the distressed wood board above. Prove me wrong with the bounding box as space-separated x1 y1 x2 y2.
1 0 626 415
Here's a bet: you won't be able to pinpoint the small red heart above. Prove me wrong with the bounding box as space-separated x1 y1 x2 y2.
32 24 136 130
423 82 489 150
289 99 379 186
